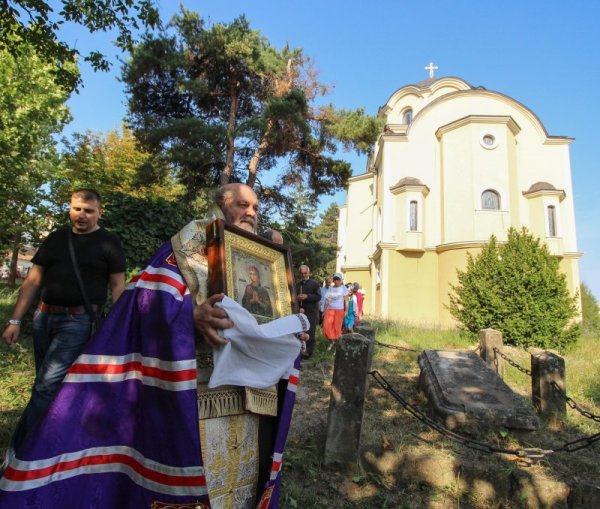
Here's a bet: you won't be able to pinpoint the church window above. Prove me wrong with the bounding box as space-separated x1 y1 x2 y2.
481 189 500 210
480 133 497 149
409 200 418 231
402 108 413 125
547 205 557 236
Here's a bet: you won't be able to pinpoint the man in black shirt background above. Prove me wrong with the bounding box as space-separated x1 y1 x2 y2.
296 265 321 358
2 189 126 462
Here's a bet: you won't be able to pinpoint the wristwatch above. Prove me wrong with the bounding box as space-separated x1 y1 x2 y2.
8 319 21 326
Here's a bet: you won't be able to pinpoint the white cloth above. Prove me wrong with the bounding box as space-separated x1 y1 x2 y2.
209 296 308 389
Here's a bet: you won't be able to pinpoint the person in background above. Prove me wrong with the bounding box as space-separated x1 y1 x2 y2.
322 273 348 351
263 228 284 245
353 282 364 326
343 284 358 333
296 265 321 358
319 275 332 325
1 188 126 465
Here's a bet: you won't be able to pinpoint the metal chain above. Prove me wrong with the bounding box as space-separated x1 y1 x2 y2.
493 347 532 376
369 370 600 458
550 381 600 424
374 340 421 353
368 370 546 458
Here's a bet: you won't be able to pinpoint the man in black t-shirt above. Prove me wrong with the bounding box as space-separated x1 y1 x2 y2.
1 189 126 463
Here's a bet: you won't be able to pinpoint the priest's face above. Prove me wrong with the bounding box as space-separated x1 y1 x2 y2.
221 184 258 233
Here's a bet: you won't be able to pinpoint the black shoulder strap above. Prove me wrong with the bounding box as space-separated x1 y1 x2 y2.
67 230 97 323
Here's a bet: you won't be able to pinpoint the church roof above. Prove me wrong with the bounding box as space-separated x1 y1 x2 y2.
526 181 557 193
408 76 479 90
393 176 425 187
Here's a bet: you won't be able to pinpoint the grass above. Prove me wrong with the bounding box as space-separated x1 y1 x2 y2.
282 318 600 508
1 289 599 507
0 285 36 455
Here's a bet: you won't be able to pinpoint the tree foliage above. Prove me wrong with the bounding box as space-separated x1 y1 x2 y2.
580 282 600 333
448 227 580 351
0 43 74 283
311 202 340 277
54 125 186 204
1 0 159 90
121 9 382 208
52 126 204 273
99 191 197 273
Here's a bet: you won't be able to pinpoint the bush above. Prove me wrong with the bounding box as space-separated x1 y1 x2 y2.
100 192 197 272
581 282 600 333
448 227 580 351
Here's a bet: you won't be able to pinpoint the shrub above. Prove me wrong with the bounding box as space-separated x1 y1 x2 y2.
448 227 580 351
581 282 600 333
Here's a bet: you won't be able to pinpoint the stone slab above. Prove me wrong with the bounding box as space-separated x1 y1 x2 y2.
418 350 540 430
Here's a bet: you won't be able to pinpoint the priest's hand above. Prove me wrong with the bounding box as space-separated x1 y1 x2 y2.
193 293 233 348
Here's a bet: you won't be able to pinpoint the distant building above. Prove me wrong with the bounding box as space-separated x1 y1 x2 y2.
337 75 581 327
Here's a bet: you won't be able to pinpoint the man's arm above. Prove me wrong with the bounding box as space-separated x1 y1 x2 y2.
109 272 126 303
2 264 44 345
304 281 321 303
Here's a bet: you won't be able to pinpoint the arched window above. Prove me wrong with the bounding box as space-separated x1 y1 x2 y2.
402 108 413 125
547 205 556 236
409 200 418 231
481 189 500 210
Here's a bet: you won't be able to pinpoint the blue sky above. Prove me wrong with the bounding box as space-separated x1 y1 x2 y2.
58 1 599 298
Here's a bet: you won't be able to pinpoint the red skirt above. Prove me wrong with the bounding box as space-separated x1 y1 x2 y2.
322 308 345 340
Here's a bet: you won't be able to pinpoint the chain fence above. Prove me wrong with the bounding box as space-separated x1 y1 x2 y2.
492 347 532 376
369 369 600 458
374 340 421 353
367 333 600 455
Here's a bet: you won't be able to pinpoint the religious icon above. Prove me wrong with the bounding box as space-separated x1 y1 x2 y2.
206 219 297 323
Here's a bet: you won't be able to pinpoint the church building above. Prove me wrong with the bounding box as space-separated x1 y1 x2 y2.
336 70 581 327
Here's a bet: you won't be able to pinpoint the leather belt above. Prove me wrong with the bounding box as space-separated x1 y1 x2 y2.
38 302 98 314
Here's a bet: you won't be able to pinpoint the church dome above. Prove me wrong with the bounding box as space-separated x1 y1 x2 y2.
526 181 556 193
414 77 440 88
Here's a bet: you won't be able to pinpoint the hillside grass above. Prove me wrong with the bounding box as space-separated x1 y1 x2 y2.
281 318 600 508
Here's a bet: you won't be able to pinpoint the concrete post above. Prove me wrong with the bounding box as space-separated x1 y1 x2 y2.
479 328 504 378
354 321 375 372
323 331 374 471
531 350 566 422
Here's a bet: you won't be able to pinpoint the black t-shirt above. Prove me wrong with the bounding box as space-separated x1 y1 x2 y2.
32 228 126 306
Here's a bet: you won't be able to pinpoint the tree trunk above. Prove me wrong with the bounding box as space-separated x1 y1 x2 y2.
246 119 273 189
7 231 21 288
221 86 239 185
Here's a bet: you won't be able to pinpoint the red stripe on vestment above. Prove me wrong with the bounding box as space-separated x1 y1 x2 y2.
67 362 197 382
4 454 206 488
134 272 186 297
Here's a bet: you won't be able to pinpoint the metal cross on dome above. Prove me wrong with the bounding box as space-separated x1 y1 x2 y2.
425 62 438 78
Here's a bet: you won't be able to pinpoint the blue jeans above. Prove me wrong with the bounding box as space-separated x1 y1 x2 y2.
7 310 92 460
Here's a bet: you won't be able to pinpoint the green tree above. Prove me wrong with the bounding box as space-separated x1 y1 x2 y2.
1 0 159 91
55 125 186 203
448 227 580 351
121 9 382 207
100 191 198 274
580 282 600 333
0 43 74 285
312 203 340 277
